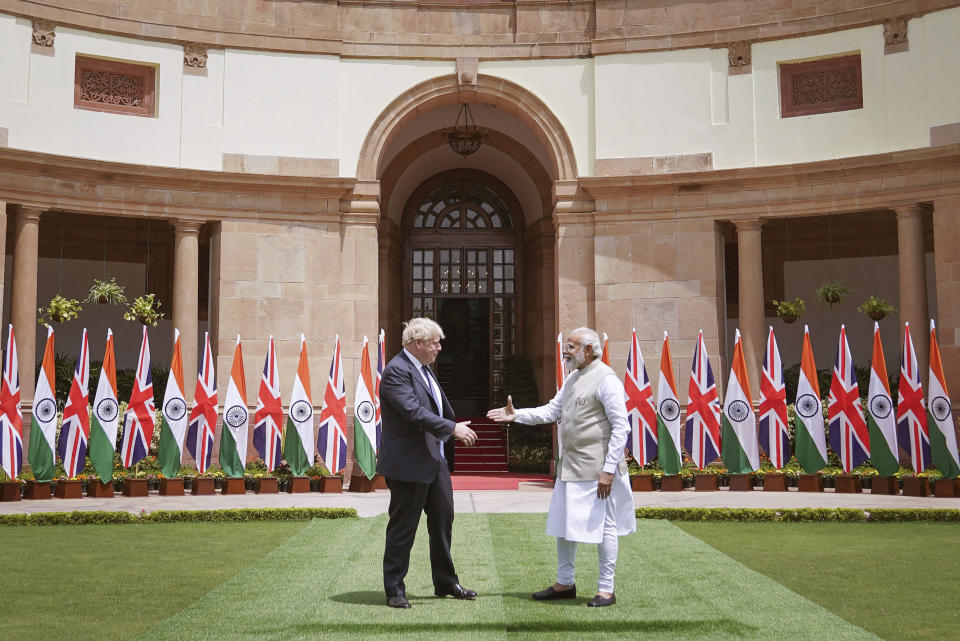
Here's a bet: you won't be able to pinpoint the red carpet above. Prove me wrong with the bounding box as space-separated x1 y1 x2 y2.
450 473 553 490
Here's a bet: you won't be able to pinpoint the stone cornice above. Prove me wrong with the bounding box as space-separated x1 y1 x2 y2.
581 144 960 224
0 147 357 223
3 1 958 60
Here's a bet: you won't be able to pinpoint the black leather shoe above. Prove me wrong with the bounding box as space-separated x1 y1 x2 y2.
587 593 616 607
532 585 577 600
434 584 477 600
387 595 411 608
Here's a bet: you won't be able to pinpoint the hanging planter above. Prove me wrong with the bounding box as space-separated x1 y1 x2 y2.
815 280 851 308
38 295 82 325
85 277 128 306
772 298 805 324
857 296 896 321
123 294 163 326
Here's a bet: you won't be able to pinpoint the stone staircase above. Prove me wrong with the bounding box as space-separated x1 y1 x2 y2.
453 418 509 473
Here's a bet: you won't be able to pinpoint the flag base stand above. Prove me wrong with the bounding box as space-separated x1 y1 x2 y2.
934 478 959 497
159 478 184 496
694 475 719 491
122 478 148 497
315 476 342 493
659 475 683 491
869 476 898 494
728 474 754 491
287 476 310 493
221 478 246 495
255 476 278 494
630 475 655 492
901 476 931 497
24 481 51 499
372 474 388 490
192 478 215 495
834 475 862 493
348 475 375 493
798 474 823 492
87 479 115 497
55 479 83 499
1 481 21 502
762 474 787 491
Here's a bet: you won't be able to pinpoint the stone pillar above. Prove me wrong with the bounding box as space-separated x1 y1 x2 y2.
173 219 202 400
932 197 960 390
736 219 764 395
896 205 929 380
553 182 597 333
10 206 41 403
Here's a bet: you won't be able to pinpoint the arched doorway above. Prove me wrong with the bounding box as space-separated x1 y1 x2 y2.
402 169 523 416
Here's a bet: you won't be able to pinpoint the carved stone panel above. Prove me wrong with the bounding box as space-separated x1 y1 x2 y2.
184 43 208 68
884 17 909 54
727 41 751 75
32 19 55 47
778 54 863 118
74 56 156 117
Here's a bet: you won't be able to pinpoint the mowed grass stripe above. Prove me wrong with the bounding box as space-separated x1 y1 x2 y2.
0 521 308 641
138 514 510 641
489 515 881 641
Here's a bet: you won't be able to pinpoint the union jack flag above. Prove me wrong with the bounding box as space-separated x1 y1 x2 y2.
186 332 218 474
0 325 22 480
58 328 90 478
827 325 870 473
253 336 283 472
624 328 657 465
375 329 385 451
897 322 929 472
683 330 721 468
758 327 790 468
120 326 156 467
317 336 348 474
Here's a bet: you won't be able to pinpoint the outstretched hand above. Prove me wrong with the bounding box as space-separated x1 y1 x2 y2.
486 395 516 423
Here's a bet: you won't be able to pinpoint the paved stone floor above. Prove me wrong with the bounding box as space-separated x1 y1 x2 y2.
2 482 958 518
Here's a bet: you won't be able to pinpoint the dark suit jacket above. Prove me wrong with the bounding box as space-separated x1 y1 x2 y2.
377 351 456 483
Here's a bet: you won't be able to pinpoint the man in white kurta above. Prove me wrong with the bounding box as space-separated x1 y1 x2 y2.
487 328 635 607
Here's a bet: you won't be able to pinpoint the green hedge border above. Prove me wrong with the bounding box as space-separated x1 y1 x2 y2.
636 507 960 522
0 507 357 526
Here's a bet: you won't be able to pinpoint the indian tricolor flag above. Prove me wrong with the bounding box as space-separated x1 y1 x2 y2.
794 325 827 473
656 332 682 475
89 329 120 483
58 328 90 479
721 329 759 473
284 334 315 476
219 335 249 478
354 336 377 480
555 332 566 393
158 329 188 478
27 326 57 482
865 322 899 476
928 320 960 479
601 332 610 366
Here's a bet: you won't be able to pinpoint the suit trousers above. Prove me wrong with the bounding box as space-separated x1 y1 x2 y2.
382 464 459 597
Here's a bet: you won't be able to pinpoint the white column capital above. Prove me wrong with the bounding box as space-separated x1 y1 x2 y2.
893 203 926 220
172 218 204 235
734 218 765 233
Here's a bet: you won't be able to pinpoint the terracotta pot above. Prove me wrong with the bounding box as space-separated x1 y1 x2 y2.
221 477 246 495
694 474 719 491
659 475 683 492
870 476 899 495
798 474 824 492
316 476 343 493
255 476 278 494
55 479 84 499
834 475 862 494
901 476 931 497
287 476 310 493
0 481 22 502
728 473 754 491
762 473 788 492
934 478 959 498
86 479 115 497
348 474 375 493
192 477 215 495
24 481 52 500
122 478 149 497
630 475 655 492
159 478 184 496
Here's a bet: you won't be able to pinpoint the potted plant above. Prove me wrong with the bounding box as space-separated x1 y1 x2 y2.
815 280 851 308
85 277 128 306
124 293 164 326
38 294 82 324
857 296 896 321
772 298 805 324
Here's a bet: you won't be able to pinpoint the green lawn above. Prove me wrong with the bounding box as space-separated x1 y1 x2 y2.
1 516 953 641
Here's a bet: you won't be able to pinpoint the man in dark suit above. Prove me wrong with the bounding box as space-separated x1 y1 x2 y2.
378 317 479 609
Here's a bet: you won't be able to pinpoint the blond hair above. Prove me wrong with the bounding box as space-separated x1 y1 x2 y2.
402 317 445 346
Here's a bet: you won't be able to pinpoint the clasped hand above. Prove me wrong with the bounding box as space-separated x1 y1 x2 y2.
453 420 477 446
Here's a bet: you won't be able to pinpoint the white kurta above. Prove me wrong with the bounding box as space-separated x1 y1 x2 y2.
515 367 636 544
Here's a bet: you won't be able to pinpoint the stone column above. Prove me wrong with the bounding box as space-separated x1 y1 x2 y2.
736 219 764 395
173 219 202 400
896 205 929 379
553 182 597 332
10 206 42 403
